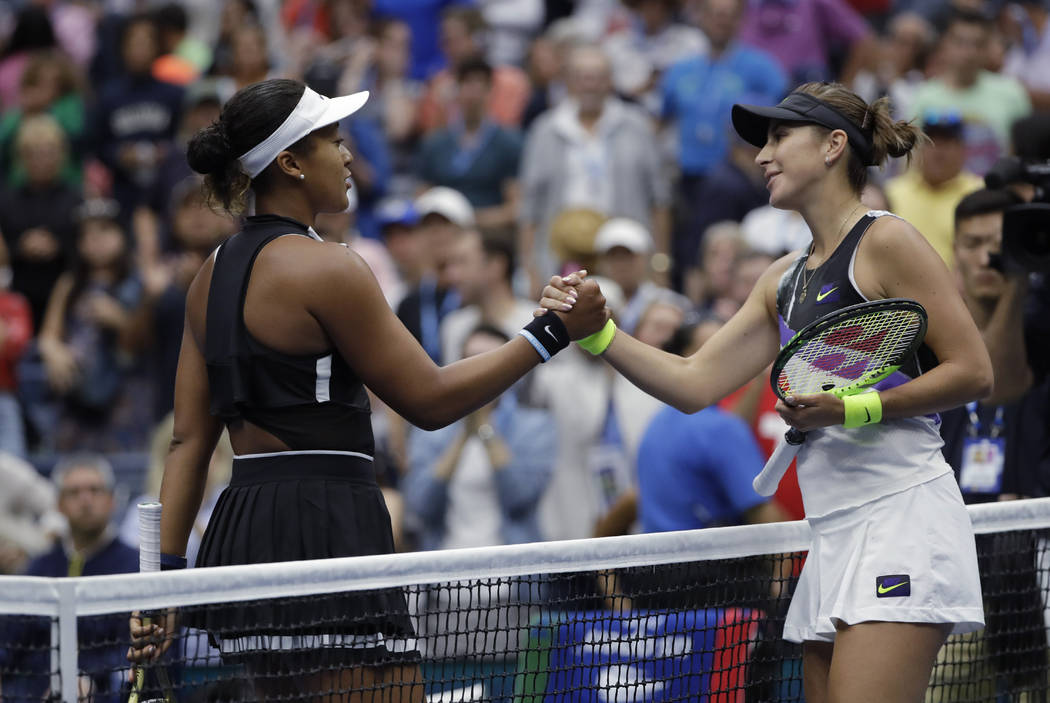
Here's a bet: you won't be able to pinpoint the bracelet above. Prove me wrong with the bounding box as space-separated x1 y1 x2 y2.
518 311 570 362
843 391 882 429
577 319 617 355
160 553 187 571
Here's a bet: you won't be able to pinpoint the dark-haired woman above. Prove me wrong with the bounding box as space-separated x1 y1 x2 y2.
126 78 607 701
540 82 994 702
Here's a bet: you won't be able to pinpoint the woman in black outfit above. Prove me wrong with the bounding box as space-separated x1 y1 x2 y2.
127 78 607 702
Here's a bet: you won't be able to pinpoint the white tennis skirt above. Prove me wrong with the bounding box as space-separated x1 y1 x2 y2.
784 472 985 643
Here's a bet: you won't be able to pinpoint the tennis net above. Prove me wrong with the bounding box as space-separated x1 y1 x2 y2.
1 498 1048 702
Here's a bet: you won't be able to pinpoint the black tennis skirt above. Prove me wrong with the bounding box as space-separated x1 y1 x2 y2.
188 451 418 666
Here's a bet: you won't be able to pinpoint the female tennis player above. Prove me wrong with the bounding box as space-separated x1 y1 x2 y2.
125 78 607 702
541 82 993 703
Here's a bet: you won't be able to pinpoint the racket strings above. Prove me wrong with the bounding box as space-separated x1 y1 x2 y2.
778 309 925 396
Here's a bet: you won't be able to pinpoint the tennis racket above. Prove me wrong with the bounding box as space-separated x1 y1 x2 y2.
752 298 928 497
129 502 176 703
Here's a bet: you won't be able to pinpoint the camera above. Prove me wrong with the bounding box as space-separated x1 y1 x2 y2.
984 157 1050 272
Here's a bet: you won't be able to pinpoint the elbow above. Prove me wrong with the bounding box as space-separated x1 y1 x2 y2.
972 363 995 402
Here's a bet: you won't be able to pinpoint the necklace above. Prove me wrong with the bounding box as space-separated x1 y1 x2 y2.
799 202 863 302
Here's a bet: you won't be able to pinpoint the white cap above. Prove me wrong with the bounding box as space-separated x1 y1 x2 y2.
414 186 475 228
593 217 653 254
238 86 369 179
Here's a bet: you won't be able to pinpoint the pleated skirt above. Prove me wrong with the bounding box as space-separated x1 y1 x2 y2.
189 451 417 665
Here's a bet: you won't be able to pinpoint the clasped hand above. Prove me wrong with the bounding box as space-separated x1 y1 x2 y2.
533 270 610 339
775 393 846 432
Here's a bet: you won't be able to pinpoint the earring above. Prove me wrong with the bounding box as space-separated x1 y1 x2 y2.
824 157 831 166
299 173 306 180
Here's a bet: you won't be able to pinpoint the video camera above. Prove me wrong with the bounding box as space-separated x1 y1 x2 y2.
984 157 1050 272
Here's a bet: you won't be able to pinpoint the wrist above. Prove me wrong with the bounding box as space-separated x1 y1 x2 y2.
577 319 617 355
518 311 570 362
842 391 882 429
160 552 186 570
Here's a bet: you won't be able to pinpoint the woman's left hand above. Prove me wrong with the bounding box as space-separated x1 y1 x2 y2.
775 393 845 432
534 270 587 317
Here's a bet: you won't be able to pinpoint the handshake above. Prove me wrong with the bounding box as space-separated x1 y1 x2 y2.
533 270 612 341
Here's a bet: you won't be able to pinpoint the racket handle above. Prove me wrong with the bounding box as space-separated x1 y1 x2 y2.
752 429 806 497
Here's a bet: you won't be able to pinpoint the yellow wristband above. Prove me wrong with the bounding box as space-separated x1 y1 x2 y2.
843 391 882 429
577 319 617 355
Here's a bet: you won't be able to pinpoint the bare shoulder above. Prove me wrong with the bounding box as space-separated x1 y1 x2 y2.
856 213 949 299
862 213 928 252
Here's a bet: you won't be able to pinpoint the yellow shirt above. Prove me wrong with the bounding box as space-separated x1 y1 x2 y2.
885 169 984 268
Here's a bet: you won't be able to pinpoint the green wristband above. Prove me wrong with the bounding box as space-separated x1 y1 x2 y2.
843 391 883 429
577 319 617 355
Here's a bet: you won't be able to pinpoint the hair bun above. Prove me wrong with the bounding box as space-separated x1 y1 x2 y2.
186 121 234 176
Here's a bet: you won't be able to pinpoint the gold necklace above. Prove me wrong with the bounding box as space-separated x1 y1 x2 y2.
799 202 862 302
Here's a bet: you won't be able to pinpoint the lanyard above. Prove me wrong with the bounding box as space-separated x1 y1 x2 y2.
965 401 1004 439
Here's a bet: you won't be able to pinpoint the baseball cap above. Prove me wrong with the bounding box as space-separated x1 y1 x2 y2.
414 187 475 228
376 197 420 230
593 217 653 254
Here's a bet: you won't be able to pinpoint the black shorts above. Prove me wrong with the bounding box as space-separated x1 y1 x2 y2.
188 451 418 667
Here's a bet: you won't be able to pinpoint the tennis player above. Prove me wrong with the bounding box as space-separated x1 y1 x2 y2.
126 78 607 702
541 82 993 703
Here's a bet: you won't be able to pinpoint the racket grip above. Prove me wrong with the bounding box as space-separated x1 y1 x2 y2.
753 431 804 497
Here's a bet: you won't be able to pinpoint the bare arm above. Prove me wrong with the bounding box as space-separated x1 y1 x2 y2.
593 258 789 413
309 245 607 430
158 273 223 558
475 180 521 232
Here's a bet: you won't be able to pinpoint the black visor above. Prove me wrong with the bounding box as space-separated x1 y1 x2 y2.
732 92 875 166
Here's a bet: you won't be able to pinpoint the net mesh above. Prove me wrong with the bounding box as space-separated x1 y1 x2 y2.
1 500 1048 702
777 306 925 397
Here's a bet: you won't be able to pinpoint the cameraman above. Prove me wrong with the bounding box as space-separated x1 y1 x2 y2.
935 187 1050 700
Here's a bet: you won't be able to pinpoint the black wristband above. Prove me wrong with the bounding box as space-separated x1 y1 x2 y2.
518 311 570 362
160 553 187 570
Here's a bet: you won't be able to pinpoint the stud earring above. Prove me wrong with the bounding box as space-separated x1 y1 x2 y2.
299 173 306 180
824 157 831 166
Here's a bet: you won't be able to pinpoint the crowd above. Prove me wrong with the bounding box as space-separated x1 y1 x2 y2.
0 0 1046 593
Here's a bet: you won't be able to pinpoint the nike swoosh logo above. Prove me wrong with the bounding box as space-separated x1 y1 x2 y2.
544 325 557 341
877 581 908 594
864 408 871 423
816 286 838 301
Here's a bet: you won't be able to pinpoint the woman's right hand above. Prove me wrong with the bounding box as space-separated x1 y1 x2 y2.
127 608 178 663
535 271 609 340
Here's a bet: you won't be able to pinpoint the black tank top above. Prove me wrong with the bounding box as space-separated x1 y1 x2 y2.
776 211 936 381
204 214 374 454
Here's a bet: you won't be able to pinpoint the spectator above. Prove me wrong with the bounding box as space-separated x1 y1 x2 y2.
0 5 56 111
1000 0 1050 112
418 5 531 132
395 187 472 362
417 57 523 236
151 2 212 85
637 317 785 534
633 298 687 350
478 0 546 67
440 230 536 364
737 0 876 85
593 217 692 334
23 198 144 453
851 12 936 119
208 0 262 78
372 0 468 81
885 110 983 268
520 33 566 129
660 0 785 285
340 18 424 198
519 43 671 292
375 197 424 308
0 451 63 574
683 220 746 311
0 266 31 458
0 48 85 189
604 0 708 114
910 8 1031 176
935 187 1050 700
0 454 138 702
216 23 274 93
405 324 555 550
0 114 81 328
121 178 237 423
91 12 185 216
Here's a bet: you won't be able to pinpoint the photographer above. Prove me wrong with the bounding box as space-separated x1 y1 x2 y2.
935 188 1050 700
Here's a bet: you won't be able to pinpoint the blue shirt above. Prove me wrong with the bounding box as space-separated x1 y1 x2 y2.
661 45 787 176
637 405 766 532
417 122 522 208
372 0 473 80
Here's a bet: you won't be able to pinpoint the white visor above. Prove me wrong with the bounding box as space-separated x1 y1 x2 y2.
237 86 369 179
